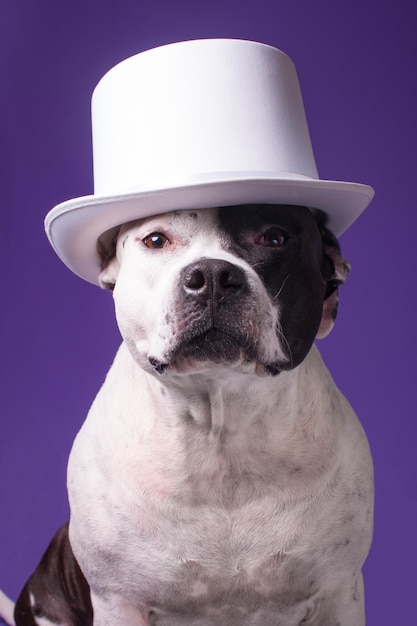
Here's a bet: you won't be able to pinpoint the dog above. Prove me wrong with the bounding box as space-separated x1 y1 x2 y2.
5 203 373 625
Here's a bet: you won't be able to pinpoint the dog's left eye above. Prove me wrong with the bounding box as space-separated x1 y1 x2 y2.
257 227 287 247
142 233 171 249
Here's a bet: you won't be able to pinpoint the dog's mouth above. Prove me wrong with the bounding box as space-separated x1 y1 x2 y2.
149 326 284 377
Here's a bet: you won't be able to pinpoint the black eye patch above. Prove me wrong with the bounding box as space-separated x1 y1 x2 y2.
217 204 322 264
217 204 322 248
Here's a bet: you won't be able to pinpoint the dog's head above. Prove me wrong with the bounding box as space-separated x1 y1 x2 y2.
98 205 349 378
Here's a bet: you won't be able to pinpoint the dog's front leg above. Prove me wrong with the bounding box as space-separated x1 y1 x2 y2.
91 592 150 626
14 523 93 626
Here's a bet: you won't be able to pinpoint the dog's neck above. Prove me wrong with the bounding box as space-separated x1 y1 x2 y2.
151 370 288 435
108 342 334 440
84 341 342 509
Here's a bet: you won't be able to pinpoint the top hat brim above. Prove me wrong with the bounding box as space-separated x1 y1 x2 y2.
45 174 374 286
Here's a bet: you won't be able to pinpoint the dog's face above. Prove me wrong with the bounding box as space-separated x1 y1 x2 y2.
99 205 349 378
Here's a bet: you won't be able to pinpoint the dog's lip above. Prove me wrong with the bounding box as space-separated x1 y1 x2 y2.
149 357 169 374
148 355 284 377
148 328 285 377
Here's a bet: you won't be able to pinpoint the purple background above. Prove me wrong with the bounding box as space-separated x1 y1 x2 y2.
1 1 416 623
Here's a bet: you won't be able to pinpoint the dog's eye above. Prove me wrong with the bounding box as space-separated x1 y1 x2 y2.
257 228 287 247
142 233 170 249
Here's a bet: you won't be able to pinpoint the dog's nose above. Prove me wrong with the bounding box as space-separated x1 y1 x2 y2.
182 259 246 301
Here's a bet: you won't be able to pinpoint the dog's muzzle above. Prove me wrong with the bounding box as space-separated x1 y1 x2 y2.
174 258 253 364
148 258 285 376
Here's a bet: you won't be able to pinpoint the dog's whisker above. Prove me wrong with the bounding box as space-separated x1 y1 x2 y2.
273 274 290 301
276 321 293 369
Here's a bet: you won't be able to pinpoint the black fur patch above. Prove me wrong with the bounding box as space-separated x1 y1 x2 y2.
218 205 326 368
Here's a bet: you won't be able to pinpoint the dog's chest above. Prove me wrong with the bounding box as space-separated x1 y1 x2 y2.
139 522 320 624
74 478 322 622
69 413 333 620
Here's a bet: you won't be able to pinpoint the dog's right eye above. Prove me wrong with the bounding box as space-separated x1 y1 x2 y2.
257 227 288 248
142 233 171 249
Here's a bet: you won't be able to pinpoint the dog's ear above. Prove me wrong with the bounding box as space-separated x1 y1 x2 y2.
315 220 351 339
98 257 120 291
97 227 121 291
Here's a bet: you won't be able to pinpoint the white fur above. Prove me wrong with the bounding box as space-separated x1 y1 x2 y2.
67 209 373 624
34 618 63 626
0 589 15 626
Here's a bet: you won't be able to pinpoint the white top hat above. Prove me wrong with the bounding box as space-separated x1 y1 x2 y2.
45 38 374 285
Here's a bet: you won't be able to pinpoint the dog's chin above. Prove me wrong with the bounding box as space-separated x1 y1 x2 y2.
148 329 284 377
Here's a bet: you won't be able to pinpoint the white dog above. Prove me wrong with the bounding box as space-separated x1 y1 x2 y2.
7 204 373 626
